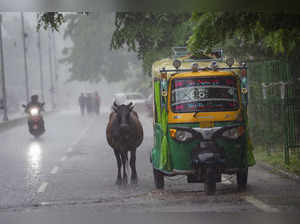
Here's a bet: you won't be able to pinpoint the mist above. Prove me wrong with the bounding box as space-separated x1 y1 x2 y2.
0 12 145 117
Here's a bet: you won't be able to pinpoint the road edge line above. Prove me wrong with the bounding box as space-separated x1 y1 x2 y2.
242 195 279 212
37 182 48 193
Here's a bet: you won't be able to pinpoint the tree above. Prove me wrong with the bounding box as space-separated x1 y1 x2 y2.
110 12 192 76
38 11 300 78
58 13 139 82
37 12 192 79
187 12 300 61
37 12 65 31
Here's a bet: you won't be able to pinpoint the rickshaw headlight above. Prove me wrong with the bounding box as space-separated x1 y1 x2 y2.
173 130 193 142
222 126 244 139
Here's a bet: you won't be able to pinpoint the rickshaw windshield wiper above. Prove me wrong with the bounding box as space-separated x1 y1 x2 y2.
193 100 201 118
193 110 202 118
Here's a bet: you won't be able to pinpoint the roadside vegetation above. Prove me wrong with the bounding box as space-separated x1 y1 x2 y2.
254 146 300 176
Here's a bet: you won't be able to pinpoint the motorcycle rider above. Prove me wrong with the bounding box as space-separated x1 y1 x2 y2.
25 95 45 132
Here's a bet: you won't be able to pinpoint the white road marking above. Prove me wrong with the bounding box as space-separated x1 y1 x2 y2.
243 195 279 212
38 182 48 193
50 166 59 174
60 156 67 162
72 120 94 146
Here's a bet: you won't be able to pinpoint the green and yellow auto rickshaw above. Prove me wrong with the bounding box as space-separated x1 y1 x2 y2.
150 48 255 195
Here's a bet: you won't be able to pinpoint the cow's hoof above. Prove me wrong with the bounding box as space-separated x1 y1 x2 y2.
131 178 138 185
115 179 122 185
122 177 128 185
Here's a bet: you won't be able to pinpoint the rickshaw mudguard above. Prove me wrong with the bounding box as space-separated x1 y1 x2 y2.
243 107 256 167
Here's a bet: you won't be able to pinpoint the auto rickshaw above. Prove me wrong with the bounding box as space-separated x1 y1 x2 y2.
150 47 255 195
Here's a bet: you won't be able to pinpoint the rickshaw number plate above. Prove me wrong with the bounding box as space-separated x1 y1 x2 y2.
199 121 214 128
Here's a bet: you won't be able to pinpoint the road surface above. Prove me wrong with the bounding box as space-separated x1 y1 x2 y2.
0 110 299 222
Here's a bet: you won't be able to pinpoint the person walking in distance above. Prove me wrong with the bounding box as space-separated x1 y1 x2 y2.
94 91 101 115
78 93 86 116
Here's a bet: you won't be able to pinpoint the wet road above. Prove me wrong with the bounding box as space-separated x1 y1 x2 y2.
0 110 300 218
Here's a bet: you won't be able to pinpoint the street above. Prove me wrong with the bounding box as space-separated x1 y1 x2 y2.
0 109 300 219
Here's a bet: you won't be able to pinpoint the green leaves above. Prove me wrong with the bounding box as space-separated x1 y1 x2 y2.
37 12 65 31
60 13 136 83
187 12 300 59
110 12 191 75
38 11 300 82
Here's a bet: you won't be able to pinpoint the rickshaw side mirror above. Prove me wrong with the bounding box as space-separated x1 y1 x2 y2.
161 80 168 97
160 71 168 97
240 67 248 106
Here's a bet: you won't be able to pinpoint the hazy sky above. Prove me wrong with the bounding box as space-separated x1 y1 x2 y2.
0 12 144 112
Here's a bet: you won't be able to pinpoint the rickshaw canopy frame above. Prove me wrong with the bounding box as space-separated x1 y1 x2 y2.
159 65 248 75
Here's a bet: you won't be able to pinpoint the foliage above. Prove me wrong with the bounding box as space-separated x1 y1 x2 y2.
110 12 192 75
188 12 300 60
37 12 65 31
60 13 139 83
255 146 300 176
38 12 192 78
37 12 141 83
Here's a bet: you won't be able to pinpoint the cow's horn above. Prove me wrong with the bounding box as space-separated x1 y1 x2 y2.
112 101 118 112
128 102 135 111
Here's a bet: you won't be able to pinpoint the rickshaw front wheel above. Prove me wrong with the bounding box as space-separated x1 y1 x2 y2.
204 167 216 195
237 167 248 191
153 168 164 189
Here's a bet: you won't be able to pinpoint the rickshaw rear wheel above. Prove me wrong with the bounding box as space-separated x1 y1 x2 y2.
153 168 164 189
237 167 248 191
204 167 216 195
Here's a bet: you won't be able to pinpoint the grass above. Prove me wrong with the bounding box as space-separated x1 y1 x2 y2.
254 146 300 176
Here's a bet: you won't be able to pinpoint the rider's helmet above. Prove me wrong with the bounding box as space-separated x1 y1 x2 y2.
31 94 39 103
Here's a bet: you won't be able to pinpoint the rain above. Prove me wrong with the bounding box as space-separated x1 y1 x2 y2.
0 10 300 223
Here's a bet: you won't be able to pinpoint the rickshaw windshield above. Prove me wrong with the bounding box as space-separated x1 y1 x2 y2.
171 76 239 113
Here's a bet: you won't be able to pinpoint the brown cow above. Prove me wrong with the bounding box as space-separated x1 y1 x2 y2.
106 102 143 185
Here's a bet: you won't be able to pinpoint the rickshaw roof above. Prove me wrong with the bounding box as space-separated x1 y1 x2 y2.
169 71 239 79
152 55 240 80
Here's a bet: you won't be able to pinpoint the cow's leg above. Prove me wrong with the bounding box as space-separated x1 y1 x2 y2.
120 151 128 185
113 149 122 185
130 149 138 185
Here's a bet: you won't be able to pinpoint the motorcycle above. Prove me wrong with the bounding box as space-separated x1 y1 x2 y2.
23 103 45 137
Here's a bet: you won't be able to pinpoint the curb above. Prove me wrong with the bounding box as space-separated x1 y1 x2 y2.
0 111 56 133
0 116 27 132
256 160 300 183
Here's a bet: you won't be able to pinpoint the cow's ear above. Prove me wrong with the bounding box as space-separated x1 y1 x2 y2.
112 101 118 112
129 103 135 111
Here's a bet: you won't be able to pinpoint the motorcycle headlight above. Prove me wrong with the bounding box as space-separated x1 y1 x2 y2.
170 129 194 142
30 108 39 116
222 126 244 139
